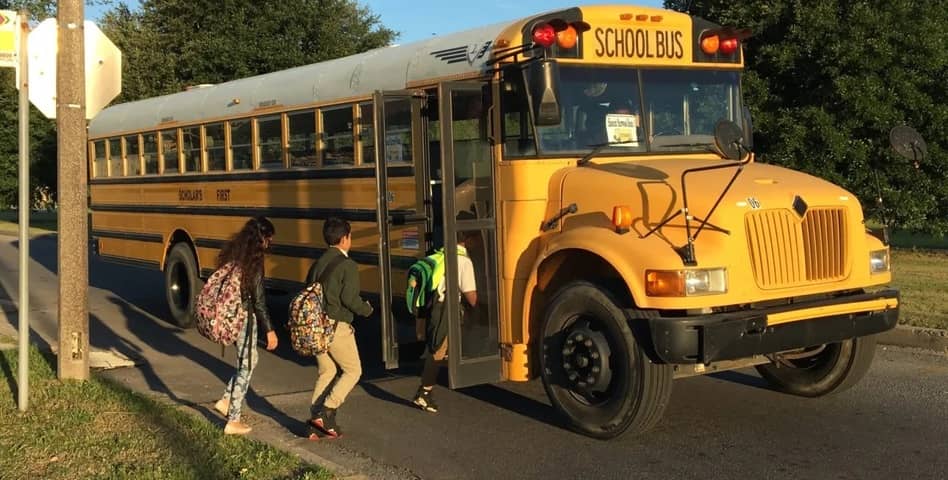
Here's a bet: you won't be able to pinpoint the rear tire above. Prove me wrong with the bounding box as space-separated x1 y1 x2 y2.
755 335 877 397
539 281 673 439
164 243 201 328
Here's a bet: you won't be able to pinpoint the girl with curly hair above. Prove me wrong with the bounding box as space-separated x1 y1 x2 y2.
212 216 279 435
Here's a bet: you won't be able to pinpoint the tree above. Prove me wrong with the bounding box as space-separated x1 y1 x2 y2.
0 1 113 207
0 0 395 206
99 0 397 100
666 0 948 235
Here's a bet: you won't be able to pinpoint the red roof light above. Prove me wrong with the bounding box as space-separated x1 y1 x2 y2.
532 23 556 48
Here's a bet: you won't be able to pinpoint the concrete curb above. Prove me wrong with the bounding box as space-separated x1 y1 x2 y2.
877 325 948 354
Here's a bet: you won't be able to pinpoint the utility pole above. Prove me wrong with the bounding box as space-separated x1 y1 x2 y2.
17 9 30 411
56 0 89 380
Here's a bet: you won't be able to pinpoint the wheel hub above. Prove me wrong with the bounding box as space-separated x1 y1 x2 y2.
561 325 612 392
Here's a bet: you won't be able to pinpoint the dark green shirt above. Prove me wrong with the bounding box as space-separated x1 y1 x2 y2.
305 247 372 324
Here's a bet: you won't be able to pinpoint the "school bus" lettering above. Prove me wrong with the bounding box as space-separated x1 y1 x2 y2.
594 27 685 59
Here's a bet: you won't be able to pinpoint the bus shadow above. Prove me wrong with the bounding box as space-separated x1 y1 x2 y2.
708 370 771 390
458 384 568 433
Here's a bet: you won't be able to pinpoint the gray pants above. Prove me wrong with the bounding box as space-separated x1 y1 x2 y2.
223 319 258 422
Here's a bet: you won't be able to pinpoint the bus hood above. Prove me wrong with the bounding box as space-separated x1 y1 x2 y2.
556 157 865 267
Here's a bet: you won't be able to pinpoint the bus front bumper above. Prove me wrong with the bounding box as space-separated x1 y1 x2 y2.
647 289 899 364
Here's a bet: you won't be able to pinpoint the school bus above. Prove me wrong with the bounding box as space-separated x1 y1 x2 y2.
87 4 901 439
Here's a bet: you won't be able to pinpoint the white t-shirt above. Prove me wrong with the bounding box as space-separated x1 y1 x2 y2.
436 250 476 302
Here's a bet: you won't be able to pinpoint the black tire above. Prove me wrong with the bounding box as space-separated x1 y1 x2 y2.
164 242 201 328
540 281 673 439
755 335 877 397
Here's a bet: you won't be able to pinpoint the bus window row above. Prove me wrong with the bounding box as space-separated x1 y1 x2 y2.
89 101 414 178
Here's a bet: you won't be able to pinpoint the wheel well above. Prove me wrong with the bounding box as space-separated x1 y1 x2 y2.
164 230 199 273
528 249 636 370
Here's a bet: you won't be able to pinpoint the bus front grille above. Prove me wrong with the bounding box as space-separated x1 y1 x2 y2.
745 208 848 289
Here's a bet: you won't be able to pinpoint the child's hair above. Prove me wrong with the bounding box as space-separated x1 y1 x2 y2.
217 216 276 291
323 217 351 246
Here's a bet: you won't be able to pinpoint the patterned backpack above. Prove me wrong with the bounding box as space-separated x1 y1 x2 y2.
194 262 247 345
288 256 346 356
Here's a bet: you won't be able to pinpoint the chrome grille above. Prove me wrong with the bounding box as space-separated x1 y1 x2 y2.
746 208 848 289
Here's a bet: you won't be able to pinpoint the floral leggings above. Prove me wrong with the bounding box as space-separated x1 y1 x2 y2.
223 318 258 422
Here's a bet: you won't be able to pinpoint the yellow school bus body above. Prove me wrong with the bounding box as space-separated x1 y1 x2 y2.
89 4 898 439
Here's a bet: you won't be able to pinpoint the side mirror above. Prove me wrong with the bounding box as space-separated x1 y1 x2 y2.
525 59 562 126
889 125 927 166
712 120 746 160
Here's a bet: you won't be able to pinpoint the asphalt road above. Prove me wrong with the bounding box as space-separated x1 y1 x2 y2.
2 234 947 480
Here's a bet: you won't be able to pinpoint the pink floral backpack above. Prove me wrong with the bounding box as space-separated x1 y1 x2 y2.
194 262 247 345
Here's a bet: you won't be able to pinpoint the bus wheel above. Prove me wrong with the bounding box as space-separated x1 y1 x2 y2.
540 281 673 439
755 335 877 397
164 243 200 328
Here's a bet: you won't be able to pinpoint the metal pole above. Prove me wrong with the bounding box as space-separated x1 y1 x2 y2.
56 0 89 380
17 9 30 411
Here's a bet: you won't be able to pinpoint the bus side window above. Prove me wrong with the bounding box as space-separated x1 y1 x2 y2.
501 71 537 157
230 119 253 170
322 106 355 167
288 110 317 168
125 135 142 176
108 137 123 177
93 140 107 178
257 115 283 169
182 127 201 173
142 133 158 175
205 123 226 171
160 129 179 174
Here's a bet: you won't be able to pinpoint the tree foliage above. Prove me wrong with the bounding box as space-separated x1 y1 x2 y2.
0 0 395 206
666 0 948 234
99 0 397 100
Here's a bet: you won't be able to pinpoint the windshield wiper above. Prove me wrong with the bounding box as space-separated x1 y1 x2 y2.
577 141 638 166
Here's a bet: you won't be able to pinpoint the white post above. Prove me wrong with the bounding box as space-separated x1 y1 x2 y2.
17 9 30 412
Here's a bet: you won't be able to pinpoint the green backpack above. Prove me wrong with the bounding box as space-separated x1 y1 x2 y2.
405 249 446 317
405 246 469 316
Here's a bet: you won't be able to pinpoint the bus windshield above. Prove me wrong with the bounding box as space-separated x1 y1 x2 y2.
523 66 743 156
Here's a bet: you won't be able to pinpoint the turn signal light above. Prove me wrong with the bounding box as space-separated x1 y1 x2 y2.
532 23 556 47
612 205 633 233
646 271 686 297
556 24 578 49
700 34 720 54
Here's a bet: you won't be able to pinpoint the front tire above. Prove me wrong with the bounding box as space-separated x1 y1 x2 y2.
164 243 201 328
755 335 877 397
540 281 673 439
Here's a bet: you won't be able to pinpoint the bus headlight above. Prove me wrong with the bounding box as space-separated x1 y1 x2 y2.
646 268 728 297
869 249 890 274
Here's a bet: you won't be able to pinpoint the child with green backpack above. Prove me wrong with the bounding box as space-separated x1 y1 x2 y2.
409 230 479 413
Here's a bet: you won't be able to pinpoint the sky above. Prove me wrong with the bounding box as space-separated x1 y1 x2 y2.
87 1 666 44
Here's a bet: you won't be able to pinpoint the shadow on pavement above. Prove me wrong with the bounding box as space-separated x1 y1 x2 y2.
708 370 771 390
458 383 567 432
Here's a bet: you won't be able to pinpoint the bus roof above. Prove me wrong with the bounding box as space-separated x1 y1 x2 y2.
88 20 512 137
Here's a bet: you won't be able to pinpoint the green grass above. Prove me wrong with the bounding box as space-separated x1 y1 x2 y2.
0 210 58 236
0 346 332 480
891 249 948 330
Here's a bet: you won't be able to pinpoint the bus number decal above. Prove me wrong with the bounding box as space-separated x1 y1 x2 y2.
216 189 231 202
593 28 684 60
178 188 203 201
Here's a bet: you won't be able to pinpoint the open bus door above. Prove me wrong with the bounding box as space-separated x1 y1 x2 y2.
439 81 503 388
373 90 428 370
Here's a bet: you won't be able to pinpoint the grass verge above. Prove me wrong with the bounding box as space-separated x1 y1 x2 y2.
0 211 58 236
891 249 948 330
0 345 331 480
